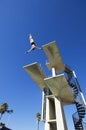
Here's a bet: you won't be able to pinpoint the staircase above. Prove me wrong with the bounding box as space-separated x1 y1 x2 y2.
73 102 86 130
69 82 78 98
65 65 86 130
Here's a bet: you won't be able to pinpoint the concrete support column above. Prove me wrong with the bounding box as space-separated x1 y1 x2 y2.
45 95 68 130
45 96 50 130
55 98 68 130
52 67 56 77
42 91 45 121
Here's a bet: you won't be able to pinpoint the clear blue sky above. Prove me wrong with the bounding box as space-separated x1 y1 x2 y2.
0 0 86 130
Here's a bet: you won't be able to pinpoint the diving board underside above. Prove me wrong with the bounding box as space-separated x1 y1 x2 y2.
23 62 46 90
44 74 75 105
42 41 65 73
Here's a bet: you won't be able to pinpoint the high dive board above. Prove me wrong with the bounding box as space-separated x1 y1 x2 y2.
42 41 65 73
23 62 46 90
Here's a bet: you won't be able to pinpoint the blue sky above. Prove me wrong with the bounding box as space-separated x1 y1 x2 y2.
0 0 86 130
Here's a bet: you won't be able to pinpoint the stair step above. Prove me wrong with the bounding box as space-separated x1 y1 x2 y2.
72 87 78 90
78 112 85 115
77 107 84 110
74 91 78 94
79 115 85 119
76 103 83 107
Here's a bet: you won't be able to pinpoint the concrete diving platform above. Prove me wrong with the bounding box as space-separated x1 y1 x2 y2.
44 74 75 105
23 62 46 90
42 41 65 73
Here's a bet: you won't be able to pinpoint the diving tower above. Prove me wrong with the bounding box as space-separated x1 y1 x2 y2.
24 41 86 130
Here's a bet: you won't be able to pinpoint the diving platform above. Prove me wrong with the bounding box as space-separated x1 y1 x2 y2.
23 62 46 90
44 74 75 105
42 41 65 73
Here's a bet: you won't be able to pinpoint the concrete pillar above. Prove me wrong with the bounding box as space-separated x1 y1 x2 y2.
45 95 68 130
45 96 50 130
52 67 56 77
55 98 68 130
